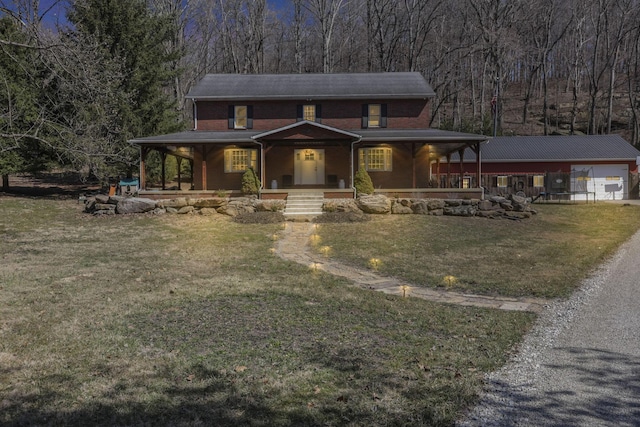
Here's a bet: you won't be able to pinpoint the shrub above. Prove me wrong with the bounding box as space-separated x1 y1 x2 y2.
241 167 261 195
354 168 374 195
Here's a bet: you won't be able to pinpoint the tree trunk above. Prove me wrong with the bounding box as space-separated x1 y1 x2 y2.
2 174 9 190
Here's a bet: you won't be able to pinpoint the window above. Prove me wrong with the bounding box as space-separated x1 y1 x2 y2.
228 105 253 129
359 147 392 171
297 104 321 123
368 104 381 127
462 177 471 189
303 105 316 121
497 176 508 187
224 148 257 173
234 105 247 129
533 175 545 187
362 103 387 128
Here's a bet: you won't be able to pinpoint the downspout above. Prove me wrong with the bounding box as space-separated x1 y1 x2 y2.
193 100 198 130
351 137 362 198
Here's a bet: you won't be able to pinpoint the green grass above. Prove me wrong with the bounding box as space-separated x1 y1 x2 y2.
313 204 640 298
6 198 632 425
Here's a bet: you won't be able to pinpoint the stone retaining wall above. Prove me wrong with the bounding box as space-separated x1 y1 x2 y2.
84 193 535 219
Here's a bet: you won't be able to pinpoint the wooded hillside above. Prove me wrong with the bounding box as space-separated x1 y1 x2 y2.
3 0 640 181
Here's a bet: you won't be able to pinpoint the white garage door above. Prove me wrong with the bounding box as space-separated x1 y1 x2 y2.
571 164 628 201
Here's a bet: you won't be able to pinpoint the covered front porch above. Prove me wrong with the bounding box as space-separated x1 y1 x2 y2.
129 122 489 200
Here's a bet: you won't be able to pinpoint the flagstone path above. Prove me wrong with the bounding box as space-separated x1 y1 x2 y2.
274 222 550 312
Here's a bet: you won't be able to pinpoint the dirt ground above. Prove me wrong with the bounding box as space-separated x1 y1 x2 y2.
1 172 102 199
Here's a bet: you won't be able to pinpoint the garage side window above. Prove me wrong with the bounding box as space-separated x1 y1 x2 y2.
224 148 257 173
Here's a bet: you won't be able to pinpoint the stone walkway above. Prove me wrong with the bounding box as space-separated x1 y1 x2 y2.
274 222 550 312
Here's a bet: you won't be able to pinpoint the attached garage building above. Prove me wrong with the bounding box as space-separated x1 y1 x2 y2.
441 135 640 201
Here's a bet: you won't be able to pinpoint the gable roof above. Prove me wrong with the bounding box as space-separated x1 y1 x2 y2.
451 135 640 162
186 72 435 101
253 121 361 141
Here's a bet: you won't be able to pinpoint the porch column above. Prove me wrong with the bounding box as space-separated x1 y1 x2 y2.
140 147 149 190
458 148 465 188
412 142 417 188
436 158 441 188
176 156 183 190
190 159 194 190
161 152 167 190
446 153 451 188
201 144 208 191
472 142 482 188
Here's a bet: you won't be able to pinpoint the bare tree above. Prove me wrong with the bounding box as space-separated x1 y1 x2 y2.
303 0 347 73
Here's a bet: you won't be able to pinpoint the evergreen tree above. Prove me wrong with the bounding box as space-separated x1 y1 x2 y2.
0 17 53 188
67 0 184 170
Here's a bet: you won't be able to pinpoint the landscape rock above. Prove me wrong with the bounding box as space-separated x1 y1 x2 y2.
177 206 195 214
193 197 228 209
391 202 413 214
199 208 218 216
357 194 391 214
116 197 157 214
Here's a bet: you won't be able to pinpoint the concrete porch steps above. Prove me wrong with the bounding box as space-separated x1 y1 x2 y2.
284 192 324 218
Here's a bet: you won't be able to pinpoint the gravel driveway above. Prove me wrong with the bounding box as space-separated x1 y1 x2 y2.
458 226 640 426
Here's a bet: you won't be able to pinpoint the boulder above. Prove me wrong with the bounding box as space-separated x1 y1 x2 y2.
426 199 446 210
391 202 413 214
199 207 218 216
444 205 477 216
177 206 195 214
193 197 228 209
477 200 494 211
116 197 157 214
161 197 189 209
95 194 110 204
411 200 429 214
218 200 255 217
356 194 391 214
255 200 286 212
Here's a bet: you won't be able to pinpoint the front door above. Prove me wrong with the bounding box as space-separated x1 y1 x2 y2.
294 149 325 185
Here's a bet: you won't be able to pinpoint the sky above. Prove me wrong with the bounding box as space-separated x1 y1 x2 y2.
3 0 292 29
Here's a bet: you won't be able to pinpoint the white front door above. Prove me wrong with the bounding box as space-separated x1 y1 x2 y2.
294 149 325 185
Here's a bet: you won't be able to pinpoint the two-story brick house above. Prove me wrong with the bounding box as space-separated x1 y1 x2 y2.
130 72 488 199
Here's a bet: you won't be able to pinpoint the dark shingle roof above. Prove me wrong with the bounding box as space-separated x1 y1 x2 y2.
452 135 640 162
129 131 260 145
186 72 435 100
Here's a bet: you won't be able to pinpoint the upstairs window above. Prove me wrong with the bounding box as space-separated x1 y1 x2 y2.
297 104 322 123
224 148 257 173
228 105 253 129
359 147 392 171
304 105 316 121
362 103 387 128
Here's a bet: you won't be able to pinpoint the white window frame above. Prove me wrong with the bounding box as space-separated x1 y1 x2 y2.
497 175 508 187
368 104 381 128
234 105 247 129
359 147 392 172
224 148 257 173
303 104 316 122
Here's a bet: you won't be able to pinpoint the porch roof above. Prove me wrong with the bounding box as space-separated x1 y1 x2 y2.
129 127 488 157
129 130 260 145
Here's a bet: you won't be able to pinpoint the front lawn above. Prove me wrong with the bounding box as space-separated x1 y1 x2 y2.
314 204 640 298
3 198 633 425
